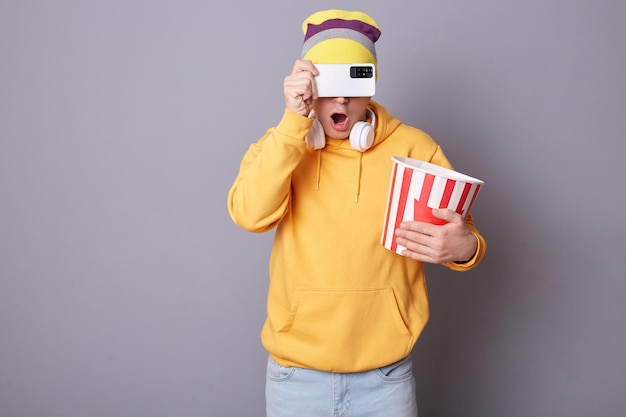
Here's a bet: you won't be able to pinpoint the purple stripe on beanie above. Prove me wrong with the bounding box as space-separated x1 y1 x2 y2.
304 18 381 43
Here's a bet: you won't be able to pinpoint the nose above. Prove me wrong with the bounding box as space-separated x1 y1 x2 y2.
333 97 350 104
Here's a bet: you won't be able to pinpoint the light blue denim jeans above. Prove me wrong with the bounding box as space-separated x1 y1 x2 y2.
266 355 417 417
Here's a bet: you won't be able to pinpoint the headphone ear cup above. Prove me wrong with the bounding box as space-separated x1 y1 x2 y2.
349 121 375 152
306 119 326 150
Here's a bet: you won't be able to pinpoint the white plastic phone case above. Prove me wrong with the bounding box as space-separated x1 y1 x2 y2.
315 63 376 97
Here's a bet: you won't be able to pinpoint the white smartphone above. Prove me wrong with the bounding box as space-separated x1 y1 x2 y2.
314 63 376 97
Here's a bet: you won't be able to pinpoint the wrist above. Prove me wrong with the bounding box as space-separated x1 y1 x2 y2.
455 234 479 264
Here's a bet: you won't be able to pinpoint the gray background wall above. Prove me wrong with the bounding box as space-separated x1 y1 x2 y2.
1 0 624 416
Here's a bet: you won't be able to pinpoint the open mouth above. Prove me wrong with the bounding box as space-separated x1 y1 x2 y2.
331 113 349 130
331 113 347 124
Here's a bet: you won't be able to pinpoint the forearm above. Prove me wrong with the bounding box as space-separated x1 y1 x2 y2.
227 109 312 232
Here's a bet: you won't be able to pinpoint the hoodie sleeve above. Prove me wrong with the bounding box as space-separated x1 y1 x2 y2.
227 109 313 233
429 146 487 271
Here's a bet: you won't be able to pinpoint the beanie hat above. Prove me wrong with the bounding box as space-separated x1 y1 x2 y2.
301 10 381 71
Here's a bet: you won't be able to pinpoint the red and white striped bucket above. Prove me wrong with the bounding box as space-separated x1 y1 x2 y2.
381 156 484 255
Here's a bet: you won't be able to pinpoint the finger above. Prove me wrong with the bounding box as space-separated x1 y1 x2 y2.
399 220 437 236
284 74 313 95
431 208 461 223
398 242 438 264
292 59 318 75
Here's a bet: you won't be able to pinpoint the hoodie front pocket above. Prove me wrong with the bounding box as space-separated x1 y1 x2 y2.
277 287 413 372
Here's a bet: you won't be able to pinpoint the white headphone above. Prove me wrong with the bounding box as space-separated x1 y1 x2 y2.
306 107 376 152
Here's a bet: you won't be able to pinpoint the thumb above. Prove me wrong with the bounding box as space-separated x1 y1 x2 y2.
432 208 460 223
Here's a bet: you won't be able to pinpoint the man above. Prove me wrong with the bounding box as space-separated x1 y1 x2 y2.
227 9 486 417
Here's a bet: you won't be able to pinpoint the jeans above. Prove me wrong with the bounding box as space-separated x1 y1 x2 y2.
266 355 418 417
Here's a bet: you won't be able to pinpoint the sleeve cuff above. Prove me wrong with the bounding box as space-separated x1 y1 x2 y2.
444 233 484 271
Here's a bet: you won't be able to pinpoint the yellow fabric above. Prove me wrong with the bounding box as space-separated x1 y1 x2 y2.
227 101 486 372
301 9 379 32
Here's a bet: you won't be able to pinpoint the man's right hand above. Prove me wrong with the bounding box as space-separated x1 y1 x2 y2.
283 59 319 116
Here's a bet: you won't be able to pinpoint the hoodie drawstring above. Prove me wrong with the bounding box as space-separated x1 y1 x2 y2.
315 149 321 191
355 152 363 203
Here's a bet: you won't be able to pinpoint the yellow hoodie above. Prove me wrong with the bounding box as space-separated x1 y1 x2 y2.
227 101 486 372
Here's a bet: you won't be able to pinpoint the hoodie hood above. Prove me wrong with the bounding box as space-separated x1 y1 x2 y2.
366 100 402 149
321 100 401 151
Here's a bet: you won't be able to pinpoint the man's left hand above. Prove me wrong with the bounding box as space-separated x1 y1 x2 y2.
394 208 478 264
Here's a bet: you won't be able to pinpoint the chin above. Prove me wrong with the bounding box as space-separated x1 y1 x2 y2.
326 126 350 139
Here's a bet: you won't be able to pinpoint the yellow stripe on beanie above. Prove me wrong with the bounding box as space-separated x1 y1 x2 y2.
301 9 379 30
